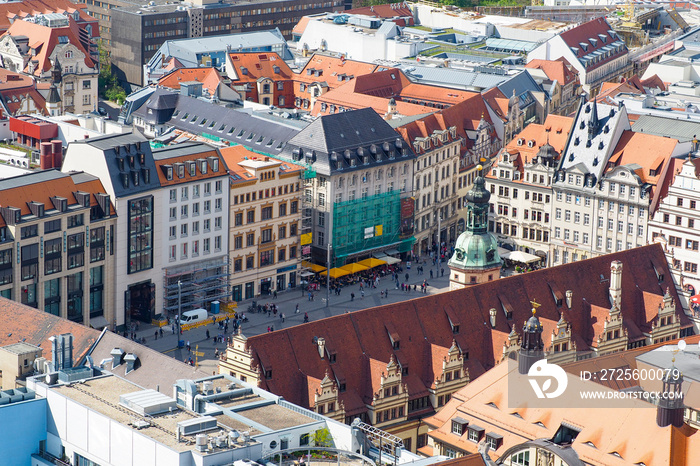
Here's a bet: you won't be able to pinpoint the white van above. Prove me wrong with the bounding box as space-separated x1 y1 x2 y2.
179 308 208 326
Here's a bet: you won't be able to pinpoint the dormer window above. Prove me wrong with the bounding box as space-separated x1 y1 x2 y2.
527 140 535 148
451 418 468 435
517 138 524 146
177 163 185 179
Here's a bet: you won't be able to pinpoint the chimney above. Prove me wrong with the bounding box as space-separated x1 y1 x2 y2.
609 261 623 308
489 308 497 328
50 333 73 371
110 348 124 368
124 353 137 373
566 290 573 309
316 337 326 359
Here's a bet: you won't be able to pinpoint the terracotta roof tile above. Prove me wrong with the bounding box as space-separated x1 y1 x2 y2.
297 54 377 87
245 244 683 415
0 0 95 35
228 52 294 83
152 144 226 187
158 67 224 96
0 297 100 365
525 57 578 85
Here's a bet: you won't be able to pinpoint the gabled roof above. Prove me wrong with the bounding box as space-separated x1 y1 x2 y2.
244 244 687 415
525 57 578 85
558 17 628 71
3 18 95 75
606 130 677 186
228 52 294 82
0 297 101 366
219 144 303 185
158 67 225 95
482 87 509 122
297 53 378 87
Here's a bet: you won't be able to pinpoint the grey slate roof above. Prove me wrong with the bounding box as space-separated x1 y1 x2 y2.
146 29 290 72
285 107 414 176
631 114 700 143
557 99 627 182
73 133 161 198
398 64 510 91
0 168 67 190
497 70 542 110
131 88 304 155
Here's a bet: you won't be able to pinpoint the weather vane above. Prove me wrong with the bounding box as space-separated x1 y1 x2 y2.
530 299 541 315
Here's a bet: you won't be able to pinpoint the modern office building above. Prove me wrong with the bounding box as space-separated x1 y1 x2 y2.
61 133 161 331
101 0 342 87
0 170 116 328
221 145 303 299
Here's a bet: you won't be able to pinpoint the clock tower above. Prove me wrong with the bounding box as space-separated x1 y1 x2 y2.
448 165 503 289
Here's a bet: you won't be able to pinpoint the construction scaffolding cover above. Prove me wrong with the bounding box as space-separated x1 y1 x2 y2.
333 190 402 259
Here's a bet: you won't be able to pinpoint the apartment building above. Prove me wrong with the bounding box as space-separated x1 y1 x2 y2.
220 145 303 300
649 157 700 298
153 143 230 316
0 170 116 328
485 115 573 262
284 108 415 266
61 133 161 331
0 17 98 115
550 100 684 265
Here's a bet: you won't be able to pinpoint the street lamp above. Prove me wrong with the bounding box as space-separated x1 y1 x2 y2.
326 243 332 308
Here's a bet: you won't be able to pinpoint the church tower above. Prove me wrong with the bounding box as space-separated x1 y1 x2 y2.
657 360 685 428
448 165 502 289
518 301 545 374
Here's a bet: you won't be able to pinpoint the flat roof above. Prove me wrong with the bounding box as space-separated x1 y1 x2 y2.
54 375 200 452
241 404 315 430
0 342 41 355
636 345 700 382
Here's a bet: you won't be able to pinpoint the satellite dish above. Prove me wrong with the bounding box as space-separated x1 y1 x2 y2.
678 340 687 351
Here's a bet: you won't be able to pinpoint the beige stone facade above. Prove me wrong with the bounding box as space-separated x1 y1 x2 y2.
221 146 303 300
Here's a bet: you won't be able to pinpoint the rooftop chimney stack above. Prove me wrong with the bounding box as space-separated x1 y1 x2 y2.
609 261 623 309
489 308 497 328
566 290 573 309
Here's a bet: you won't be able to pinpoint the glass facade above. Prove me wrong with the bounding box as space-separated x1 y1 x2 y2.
128 196 154 274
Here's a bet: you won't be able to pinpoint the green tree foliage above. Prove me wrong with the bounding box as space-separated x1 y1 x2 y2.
98 41 126 105
312 427 333 448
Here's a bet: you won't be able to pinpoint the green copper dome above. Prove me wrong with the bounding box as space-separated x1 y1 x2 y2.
449 165 503 271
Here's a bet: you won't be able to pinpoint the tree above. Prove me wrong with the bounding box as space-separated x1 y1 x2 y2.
312 427 333 448
97 40 126 104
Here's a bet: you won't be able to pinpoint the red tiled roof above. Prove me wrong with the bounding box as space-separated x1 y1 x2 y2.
297 54 378 87
244 244 686 414
0 297 101 365
0 68 47 117
293 16 311 36
525 57 578 85
3 18 95 75
0 170 113 216
228 52 294 83
153 146 227 187
158 67 224 95
482 87 509 122
558 17 627 72
0 0 96 35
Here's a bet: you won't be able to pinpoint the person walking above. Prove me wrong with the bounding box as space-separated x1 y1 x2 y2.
159 328 163 338
273 290 278 299
186 341 191 352
154 330 158 340
430 269 434 279
206 330 210 340
282 313 286 323
361 289 365 299
351 292 355 301
295 303 300 313
304 312 309 323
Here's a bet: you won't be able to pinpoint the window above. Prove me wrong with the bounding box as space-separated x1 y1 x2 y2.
291 201 298 214
67 233 84 269
21 225 38 239
204 219 211 232
204 182 211 195
278 248 286 262
215 198 222 211
90 227 105 263
451 420 465 435
247 233 255 247
247 210 255 224
128 197 154 274
44 219 61 234
318 212 325 227
511 451 529 466
215 217 222 230
262 206 273 220
44 238 62 275
260 249 273 266
181 205 188 218
204 238 211 254
89 266 104 318
170 207 177 220
261 228 272 243
215 180 222 193
468 428 481 442
67 214 84 228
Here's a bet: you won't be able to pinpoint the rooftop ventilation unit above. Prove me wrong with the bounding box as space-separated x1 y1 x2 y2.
177 416 218 436
58 366 92 383
120 389 178 416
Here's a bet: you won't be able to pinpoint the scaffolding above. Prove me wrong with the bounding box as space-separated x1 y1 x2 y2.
163 256 230 314
332 190 413 265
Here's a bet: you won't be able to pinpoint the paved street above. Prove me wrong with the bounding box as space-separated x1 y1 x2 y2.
127 261 454 374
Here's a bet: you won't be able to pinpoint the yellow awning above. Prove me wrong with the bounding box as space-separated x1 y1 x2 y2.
339 263 369 274
302 261 326 273
357 258 387 269
320 267 351 279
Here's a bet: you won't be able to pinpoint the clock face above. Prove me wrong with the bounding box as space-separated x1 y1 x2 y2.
455 249 464 261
